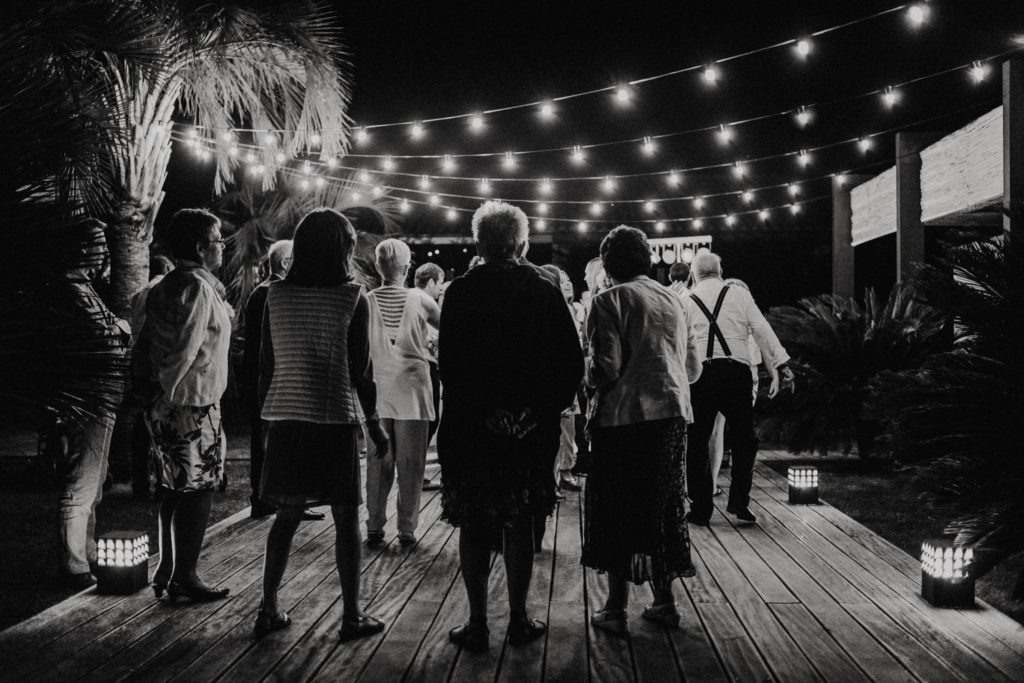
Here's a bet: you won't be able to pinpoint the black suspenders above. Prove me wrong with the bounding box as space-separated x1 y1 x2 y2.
690 285 732 360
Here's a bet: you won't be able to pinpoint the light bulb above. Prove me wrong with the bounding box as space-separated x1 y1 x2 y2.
502 151 517 170
418 175 431 190
359 169 370 182
539 101 555 119
315 177 325 188
571 145 585 164
788 183 800 196
228 146 239 157
797 150 811 167
667 170 681 187
274 152 285 163
355 128 369 143
263 132 276 146
539 178 553 195
742 190 754 203
302 162 312 174
882 87 899 108
615 85 631 104
400 199 410 213
725 215 736 226
795 107 811 127
969 61 989 84
655 221 666 232
717 124 733 145
447 208 457 221
410 122 425 139
382 156 394 171
693 196 705 209
791 203 801 214
702 65 719 85
478 178 491 194
309 133 322 146
643 201 655 213
794 38 812 58
835 173 848 187
441 154 455 172
538 203 549 215
858 137 873 153
732 162 746 178
429 194 440 205
602 176 615 193
576 221 588 233
758 209 769 221
220 131 234 143
470 113 484 130
372 186 384 197
535 219 547 230
693 218 704 229
327 157 338 168
907 4 928 27
589 202 603 216
642 137 656 156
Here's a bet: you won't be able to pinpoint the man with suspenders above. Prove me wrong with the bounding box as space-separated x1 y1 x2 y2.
682 251 792 526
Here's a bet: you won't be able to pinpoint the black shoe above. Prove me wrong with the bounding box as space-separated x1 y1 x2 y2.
422 478 442 491
449 622 489 651
59 572 97 591
507 615 546 645
726 505 756 523
364 531 385 548
685 511 710 527
166 580 230 603
250 500 276 519
301 509 326 521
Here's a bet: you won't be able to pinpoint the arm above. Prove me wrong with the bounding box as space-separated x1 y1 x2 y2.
160 279 212 404
349 292 389 455
257 297 274 412
422 292 441 329
681 299 703 384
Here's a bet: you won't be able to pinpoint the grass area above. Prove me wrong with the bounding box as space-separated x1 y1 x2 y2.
0 438 253 632
763 456 1024 625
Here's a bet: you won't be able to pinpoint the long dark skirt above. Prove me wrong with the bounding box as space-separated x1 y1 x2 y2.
260 420 362 509
581 416 695 584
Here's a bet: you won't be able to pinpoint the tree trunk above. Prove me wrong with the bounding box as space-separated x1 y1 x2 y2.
105 200 155 320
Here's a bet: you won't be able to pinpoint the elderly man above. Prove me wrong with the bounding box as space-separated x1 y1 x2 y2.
243 240 324 521
683 252 793 526
415 262 445 492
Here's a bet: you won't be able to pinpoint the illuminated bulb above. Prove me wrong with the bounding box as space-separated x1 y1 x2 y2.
589 202 603 216
615 85 631 104
576 221 588 233
702 64 719 85
535 219 547 230
882 87 899 108
355 128 369 143
835 173 848 187
315 177 325 188
655 221 666 232
571 145 585 164
418 175 431 190
327 157 338 168
429 194 440 205
666 170 681 187
447 208 457 221
693 196 705 209
742 190 754 203
300 179 310 190
470 113 484 130
251 164 265 176
274 152 286 163
794 38 812 57
264 132 276 146
538 203 549 215
858 137 873 153
642 136 656 156
788 183 801 196
716 124 733 145
382 156 394 171
372 186 384 197
791 203 801 214
359 169 371 182
732 162 746 178
220 131 234 143
693 218 704 229
907 3 928 27
478 178 492 194
502 152 517 170
539 178 553 195
400 199 410 213
795 107 811 127
725 215 736 226
246 152 257 163
969 61 989 84
187 128 198 139
228 146 239 157
441 154 455 172
758 209 769 221
643 201 655 213
798 150 811 167
309 133 321 146
351 191 361 201
410 122 425 139
601 176 616 193
540 101 555 119
302 162 312 174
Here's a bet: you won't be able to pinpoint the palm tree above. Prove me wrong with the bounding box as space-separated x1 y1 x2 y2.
868 236 1024 593
9 0 354 318
757 284 948 458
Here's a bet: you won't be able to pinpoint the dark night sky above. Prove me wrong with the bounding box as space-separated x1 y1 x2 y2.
165 1 1024 305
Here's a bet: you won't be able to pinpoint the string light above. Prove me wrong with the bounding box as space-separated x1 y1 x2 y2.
614 85 632 104
538 202 549 214
355 128 369 143
418 175 431 189
446 207 458 221
539 178 553 195
693 218 704 229
667 170 681 187
441 155 456 172
790 203 802 214
382 156 394 170
907 3 928 28
315 177 325 188
725 214 736 226
576 221 589 233
858 137 874 153
539 101 555 119
429 194 441 205
309 133 322 146
470 113 485 131
882 86 899 108
601 176 616 193
795 106 812 127
410 122 425 139
589 202 603 216
732 162 746 179
327 157 338 168
502 152 518 170
797 150 811 167
655 221 666 232
571 145 586 164
643 201 655 213
788 183 801 196
302 162 312 174
835 173 848 186
969 61 990 84
702 64 719 85
716 124 733 145
535 219 547 230
742 190 754 203
642 136 656 156
359 169 371 182
794 38 812 58
478 178 492 194
693 196 705 209
400 199 410 213
759 209 769 221
263 132 277 146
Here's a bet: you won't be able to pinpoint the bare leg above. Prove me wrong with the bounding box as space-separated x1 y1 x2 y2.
709 413 727 495
332 504 364 619
154 492 176 583
459 525 492 627
261 506 302 614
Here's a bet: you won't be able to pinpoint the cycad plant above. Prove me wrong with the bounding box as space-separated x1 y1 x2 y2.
757 284 948 457
868 236 1024 592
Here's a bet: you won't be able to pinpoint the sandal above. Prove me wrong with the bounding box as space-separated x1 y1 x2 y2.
254 605 292 638
641 602 681 629
590 608 627 635
507 615 546 645
449 622 489 651
338 614 385 642
713 487 724 497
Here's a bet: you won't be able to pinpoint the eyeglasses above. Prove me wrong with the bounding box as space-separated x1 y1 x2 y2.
203 239 226 245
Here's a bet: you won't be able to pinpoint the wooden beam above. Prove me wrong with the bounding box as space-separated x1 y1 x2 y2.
922 211 1002 227
1004 58 1024 255
896 132 942 284
831 174 871 298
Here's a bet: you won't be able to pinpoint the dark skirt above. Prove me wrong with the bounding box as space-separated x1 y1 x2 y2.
581 416 695 584
260 420 361 509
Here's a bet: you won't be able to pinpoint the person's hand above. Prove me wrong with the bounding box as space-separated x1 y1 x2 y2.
509 408 537 440
779 365 796 394
484 408 516 437
367 419 390 458
768 375 781 399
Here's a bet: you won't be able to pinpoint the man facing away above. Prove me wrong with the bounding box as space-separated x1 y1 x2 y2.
682 251 793 527
243 240 324 521
414 262 445 492
668 261 691 296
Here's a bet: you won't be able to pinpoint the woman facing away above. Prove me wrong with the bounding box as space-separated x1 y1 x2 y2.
364 238 440 548
438 200 583 651
255 208 390 640
581 225 703 635
135 208 233 603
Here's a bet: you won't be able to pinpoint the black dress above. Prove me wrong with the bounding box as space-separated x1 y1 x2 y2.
437 261 583 530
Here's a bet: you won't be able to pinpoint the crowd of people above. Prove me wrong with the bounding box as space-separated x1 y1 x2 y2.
52 197 794 649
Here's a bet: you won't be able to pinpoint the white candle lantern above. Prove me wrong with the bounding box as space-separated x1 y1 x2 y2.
96 531 149 594
921 538 975 607
787 466 819 504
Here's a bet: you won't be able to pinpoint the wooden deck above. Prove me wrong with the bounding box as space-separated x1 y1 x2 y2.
2 454 1023 682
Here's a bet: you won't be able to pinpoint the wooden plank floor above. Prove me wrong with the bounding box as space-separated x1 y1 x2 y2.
3 453 1023 682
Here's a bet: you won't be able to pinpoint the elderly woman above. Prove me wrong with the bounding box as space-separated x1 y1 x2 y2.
581 225 702 635
364 239 440 547
438 201 583 651
256 208 390 640
136 209 232 603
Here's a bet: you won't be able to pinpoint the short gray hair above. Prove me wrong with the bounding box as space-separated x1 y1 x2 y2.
415 262 445 288
267 240 293 275
471 200 528 261
691 251 722 280
375 238 412 281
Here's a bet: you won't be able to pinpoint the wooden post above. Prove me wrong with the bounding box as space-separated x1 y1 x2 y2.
895 132 941 284
831 174 870 298
1004 58 1024 255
